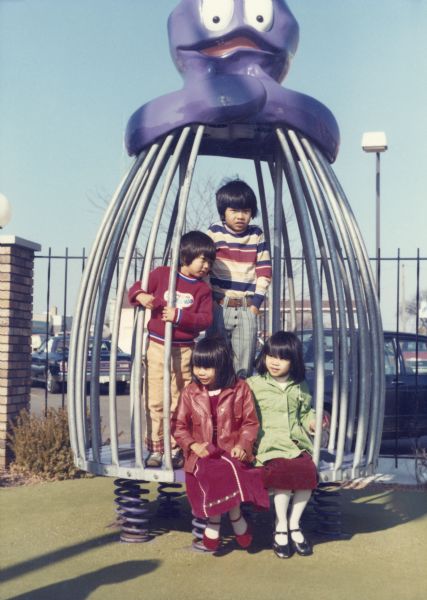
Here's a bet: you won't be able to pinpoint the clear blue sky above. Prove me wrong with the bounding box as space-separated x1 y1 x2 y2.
1 0 426 321
1 0 426 255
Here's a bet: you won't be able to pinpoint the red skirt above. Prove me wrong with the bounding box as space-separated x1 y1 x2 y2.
261 452 318 490
186 452 270 519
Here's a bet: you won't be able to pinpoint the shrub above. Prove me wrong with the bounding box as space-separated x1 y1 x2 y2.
8 408 85 481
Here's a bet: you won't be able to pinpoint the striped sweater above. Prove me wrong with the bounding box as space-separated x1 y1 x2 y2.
207 222 272 309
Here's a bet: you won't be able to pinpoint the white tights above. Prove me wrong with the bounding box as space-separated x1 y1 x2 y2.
273 489 312 544
204 505 247 540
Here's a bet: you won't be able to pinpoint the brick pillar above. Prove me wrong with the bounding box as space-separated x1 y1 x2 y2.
0 235 41 469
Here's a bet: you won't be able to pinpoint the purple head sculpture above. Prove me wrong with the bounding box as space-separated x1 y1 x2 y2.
125 0 340 162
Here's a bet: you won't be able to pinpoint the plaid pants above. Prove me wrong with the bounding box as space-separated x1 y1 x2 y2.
209 299 258 378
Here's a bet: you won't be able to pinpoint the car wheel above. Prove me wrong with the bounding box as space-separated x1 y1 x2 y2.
47 373 61 394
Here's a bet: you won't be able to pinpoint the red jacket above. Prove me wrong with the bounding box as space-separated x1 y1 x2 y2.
172 379 259 473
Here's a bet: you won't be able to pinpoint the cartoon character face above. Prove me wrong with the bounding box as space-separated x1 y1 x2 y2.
168 0 299 82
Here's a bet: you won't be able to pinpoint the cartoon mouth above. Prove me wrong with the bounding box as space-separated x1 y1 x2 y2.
201 36 263 58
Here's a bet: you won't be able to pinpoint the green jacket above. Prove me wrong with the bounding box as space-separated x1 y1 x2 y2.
246 373 315 465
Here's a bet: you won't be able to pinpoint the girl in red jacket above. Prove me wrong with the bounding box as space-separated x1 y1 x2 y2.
172 337 269 551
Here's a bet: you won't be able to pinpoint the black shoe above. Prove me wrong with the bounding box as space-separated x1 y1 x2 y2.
273 531 293 559
289 528 313 556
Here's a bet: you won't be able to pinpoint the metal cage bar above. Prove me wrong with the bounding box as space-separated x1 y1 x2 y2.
67 123 385 483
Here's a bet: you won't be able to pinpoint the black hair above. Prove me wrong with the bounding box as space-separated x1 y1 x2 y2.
191 336 236 389
215 179 258 220
179 230 216 266
256 331 306 383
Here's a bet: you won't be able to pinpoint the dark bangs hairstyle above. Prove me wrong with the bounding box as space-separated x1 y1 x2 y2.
179 230 216 266
256 331 305 383
216 179 258 220
191 337 236 389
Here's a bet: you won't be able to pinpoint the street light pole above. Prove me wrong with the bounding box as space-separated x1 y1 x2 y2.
376 151 381 298
362 132 388 299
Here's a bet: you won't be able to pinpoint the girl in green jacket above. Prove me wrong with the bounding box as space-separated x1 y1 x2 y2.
247 331 325 559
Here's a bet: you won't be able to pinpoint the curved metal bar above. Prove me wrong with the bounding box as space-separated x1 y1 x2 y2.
254 160 272 335
130 128 192 468
334 176 383 461
317 152 382 466
276 127 324 465
254 160 271 254
322 157 384 469
68 150 150 462
327 222 359 456
291 150 340 449
304 143 371 473
319 212 359 454
289 132 349 472
162 181 184 266
109 133 176 467
272 149 283 334
267 160 297 333
81 154 154 463
87 145 161 464
68 157 146 461
163 125 205 471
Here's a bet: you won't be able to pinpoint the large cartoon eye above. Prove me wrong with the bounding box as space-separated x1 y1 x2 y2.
244 0 274 31
201 0 234 32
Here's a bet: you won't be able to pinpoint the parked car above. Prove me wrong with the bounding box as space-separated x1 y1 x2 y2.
301 330 427 443
31 335 132 394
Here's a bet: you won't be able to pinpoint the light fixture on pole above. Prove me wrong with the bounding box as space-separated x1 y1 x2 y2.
361 131 388 298
0 193 12 229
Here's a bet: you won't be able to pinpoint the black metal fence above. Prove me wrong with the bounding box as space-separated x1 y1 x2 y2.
32 248 426 459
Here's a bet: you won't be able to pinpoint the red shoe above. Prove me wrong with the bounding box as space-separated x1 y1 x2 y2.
202 531 221 551
230 514 253 548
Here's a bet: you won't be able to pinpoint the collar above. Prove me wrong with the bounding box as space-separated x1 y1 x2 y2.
178 271 198 283
190 382 236 416
221 221 250 237
264 372 297 389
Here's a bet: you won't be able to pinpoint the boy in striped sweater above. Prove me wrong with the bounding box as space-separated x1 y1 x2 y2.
207 180 272 378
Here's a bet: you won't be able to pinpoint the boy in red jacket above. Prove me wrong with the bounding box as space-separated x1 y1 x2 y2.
128 231 216 468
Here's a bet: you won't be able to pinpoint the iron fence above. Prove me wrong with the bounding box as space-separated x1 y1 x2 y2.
32 248 426 460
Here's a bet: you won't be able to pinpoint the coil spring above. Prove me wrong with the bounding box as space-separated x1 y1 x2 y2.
114 478 151 543
191 514 209 552
311 482 342 539
157 482 184 518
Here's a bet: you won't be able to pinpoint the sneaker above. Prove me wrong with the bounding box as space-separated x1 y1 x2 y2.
171 448 184 469
145 452 163 468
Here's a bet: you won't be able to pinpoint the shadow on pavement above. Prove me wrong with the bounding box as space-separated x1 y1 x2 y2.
1 532 119 584
239 487 427 553
5 560 160 600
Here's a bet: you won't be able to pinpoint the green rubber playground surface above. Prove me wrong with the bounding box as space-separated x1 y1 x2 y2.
1 477 426 600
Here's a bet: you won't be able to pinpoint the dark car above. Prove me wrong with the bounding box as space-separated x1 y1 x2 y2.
301 330 427 446
31 336 132 394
